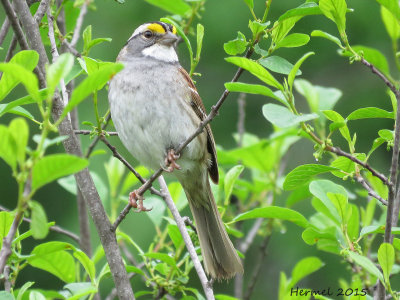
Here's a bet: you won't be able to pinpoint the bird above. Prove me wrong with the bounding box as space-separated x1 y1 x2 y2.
108 21 243 279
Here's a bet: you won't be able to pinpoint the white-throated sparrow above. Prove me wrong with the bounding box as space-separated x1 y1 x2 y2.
108 22 243 279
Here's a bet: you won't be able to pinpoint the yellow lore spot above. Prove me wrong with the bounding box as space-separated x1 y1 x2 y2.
147 23 166 34
171 25 177 34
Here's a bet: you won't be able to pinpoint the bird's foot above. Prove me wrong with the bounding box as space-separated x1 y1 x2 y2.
129 190 152 212
163 149 181 172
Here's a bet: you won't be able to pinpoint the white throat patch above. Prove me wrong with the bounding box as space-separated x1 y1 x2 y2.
142 44 178 63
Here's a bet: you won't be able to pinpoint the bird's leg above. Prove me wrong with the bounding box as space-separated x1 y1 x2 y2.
163 149 181 172
129 190 152 212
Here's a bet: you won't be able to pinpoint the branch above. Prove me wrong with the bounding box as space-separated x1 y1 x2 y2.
158 176 214 300
0 204 80 242
243 233 271 300
70 2 87 47
9 1 135 297
112 48 255 230
4 35 17 62
0 180 31 274
33 0 50 24
0 17 10 46
326 145 390 186
100 135 163 198
75 129 118 136
356 175 388 206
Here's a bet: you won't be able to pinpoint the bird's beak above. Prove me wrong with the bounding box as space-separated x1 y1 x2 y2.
158 32 179 47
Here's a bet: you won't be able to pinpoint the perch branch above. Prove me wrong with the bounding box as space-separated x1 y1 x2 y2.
158 176 214 300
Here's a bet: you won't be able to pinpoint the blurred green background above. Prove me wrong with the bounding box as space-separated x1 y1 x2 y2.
0 0 396 298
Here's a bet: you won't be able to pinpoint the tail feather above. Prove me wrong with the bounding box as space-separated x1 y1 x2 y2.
182 175 243 279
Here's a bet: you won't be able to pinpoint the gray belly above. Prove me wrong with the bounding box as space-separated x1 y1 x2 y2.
108 61 206 172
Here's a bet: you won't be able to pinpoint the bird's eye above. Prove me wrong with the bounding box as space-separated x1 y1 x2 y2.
143 30 153 39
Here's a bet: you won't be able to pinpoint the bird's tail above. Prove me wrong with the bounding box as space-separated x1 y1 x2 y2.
181 173 243 280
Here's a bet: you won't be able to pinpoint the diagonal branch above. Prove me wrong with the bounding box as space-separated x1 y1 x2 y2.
158 176 214 300
0 17 10 46
9 1 135 298
70 1 87 47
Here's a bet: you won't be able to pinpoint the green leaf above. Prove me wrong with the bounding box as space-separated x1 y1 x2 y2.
4 105 36 121
249 20 269 37
144 252 177 268
32 154 89 190
29 291 46 300
283 164 339 190
302 226 337 245
29 201 49 239
144 0 190 15
276 33 310 49
319 0 347 33
233 206 309 228
272 17 302 45
196 23 204 62
0 50 39 102
61 282 97 299
289 257 324 289
83 25 92 52
309 180 348 223
0 292 14 300
224 82 285 104
278 2 322 21
377 0 400 21
61 63 123 120
347 107 394 120
168 224 183 250
73 250 96 282
8 118 29 166
16 281 35 300
126 265 145 276
288 52 314 90
225 57 282 90
0 211 15 249
224 32 248 55
327 192 347 223
46 53 74 98
224 165 244 205
28 242 76 283
323 110 351 143
262 103 318 128
0 89 47 118
348 251 384 284
260 56 301 75
243 0 253 10
378 243 395 284
311 30 343 48
0 63 39 102
381 6 400 40
341 45 390 76
330 153 366 178
144 196 166 228
0 125 17 171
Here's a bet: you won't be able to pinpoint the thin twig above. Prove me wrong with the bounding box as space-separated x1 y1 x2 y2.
0 179 31 274
70 2 87 47
3 265 11 292
63 40 82 58
239 218 263 254
243 234 271 300
75 129 118 136
356 175 388 206
33 0 50 24
158 176 214 300
237 93 246 147
327 145 390 186
182 216 197 233
4 35 17 62
100 135 163 198
85 114 111 158
0 17 10 46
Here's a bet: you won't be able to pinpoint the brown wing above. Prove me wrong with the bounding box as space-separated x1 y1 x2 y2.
179 67 219 184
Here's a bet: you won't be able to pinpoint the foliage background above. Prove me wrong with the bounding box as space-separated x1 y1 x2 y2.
0 0 397 298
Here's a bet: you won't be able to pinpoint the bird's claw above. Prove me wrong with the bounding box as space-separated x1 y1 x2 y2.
129 190 152 212
163 149 181 172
